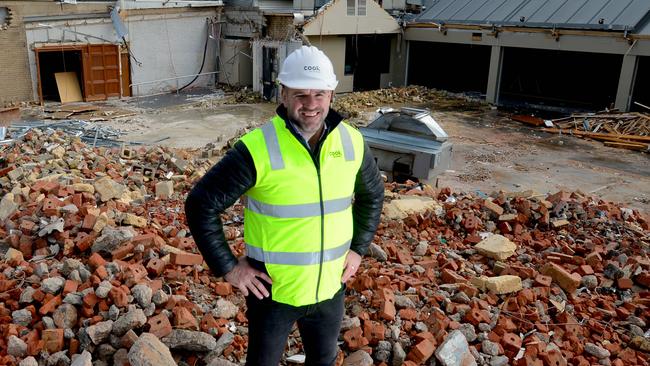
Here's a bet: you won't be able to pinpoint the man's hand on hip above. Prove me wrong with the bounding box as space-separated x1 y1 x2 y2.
341 250 361 283
224 257 273 299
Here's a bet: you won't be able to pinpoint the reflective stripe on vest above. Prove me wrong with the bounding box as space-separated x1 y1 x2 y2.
246 195 352 218
246 240 351 265
261 122 285 170
262 120 355 170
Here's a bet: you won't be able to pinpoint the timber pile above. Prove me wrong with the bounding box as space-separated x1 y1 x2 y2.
542 112 650 152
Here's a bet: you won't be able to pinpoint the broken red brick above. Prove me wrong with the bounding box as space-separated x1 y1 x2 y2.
407 339 435 364
147 313 173 338
170 252 204 266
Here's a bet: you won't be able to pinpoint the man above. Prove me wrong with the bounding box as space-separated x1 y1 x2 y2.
185 46 384 366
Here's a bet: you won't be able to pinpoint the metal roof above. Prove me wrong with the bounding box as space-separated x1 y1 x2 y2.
415 0 650 32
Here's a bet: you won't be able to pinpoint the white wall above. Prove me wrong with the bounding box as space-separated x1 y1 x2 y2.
125 10 219 95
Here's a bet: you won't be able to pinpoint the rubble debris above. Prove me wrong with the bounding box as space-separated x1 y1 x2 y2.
0 127 648 366
332 86 488 121
41 104 136 122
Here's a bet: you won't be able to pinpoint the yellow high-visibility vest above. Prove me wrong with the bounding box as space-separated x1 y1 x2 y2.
239 115 364 306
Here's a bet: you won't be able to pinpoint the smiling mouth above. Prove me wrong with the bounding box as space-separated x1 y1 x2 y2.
301 111 320 118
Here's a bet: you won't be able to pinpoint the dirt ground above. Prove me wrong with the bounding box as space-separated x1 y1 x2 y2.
15 90 650 212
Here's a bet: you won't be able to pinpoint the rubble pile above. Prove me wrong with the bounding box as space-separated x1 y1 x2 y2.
0 129 648 366
41 105 137 122
0 129 245 366
345 184 649 366
333 86 487 120
221 87 266 105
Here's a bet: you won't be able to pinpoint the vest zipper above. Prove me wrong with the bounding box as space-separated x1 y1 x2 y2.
286 120 328 304
315 166 324 303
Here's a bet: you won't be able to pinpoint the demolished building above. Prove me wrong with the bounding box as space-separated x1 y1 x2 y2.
0 0 223 104
404 0 650 112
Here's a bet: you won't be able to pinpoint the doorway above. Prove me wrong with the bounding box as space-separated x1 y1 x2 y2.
346 35 392 91
36 44 125 103
262 46 278 101
37 49 84 102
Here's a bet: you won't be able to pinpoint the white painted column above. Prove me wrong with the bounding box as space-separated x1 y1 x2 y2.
615 54 639 112
486 45 503 105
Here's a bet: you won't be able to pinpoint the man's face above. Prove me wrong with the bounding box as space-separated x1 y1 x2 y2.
281 87 332 135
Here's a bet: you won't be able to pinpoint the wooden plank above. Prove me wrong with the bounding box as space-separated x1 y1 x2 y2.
54 72 83 104
540 128 650 143
603 141 648 151
511 114 545 127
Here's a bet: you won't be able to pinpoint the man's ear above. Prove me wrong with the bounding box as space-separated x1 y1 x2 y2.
280 86 287 106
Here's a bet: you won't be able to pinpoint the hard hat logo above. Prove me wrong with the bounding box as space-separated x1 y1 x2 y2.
277 46 338 91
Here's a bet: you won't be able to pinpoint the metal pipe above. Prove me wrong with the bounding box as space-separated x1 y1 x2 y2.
36 23 118 44
129 70 219 87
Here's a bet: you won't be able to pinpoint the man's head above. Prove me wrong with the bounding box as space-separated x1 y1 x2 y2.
277 46 338 137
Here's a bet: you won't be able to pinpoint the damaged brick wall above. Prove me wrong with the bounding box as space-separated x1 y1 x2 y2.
266 15 294 41
0 3 32 106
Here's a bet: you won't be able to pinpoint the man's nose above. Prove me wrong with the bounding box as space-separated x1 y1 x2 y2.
302 94 318 108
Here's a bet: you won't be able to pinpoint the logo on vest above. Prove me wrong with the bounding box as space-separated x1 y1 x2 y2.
328 150 342 158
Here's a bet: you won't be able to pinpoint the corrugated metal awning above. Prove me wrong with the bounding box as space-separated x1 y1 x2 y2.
414 0 650 32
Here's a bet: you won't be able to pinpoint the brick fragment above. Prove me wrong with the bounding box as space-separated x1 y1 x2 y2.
534 274 552 287
170 252 204 266
503 332 522 351
407 339 435 364
147 313 173 338
146 258 166 277
42 329 64 353
343 327 369 350
215 282 232 296
617 277 633 289
541 263 581 293
483 199 504 216
172 306 199 330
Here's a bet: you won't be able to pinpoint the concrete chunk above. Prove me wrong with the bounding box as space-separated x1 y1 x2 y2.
128 333 176 366
474 234 516 260
435 330 477 366
485 275 523 294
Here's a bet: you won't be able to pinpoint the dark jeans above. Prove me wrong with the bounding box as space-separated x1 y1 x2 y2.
244 285 345 366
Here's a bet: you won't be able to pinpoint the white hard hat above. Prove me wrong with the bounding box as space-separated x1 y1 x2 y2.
277 46 338 90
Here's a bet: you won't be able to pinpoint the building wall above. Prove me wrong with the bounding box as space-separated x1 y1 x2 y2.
0 1 110 105
309 35 352 93
219 38 253 86
223 7 264 38
303 0 400 36
22 6 220 99
267 14 294 40
125 9 219 95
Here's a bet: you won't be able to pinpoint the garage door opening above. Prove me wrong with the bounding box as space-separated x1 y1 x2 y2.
407 41 491 96
345 34 392 91
37 49 84 102
500 48 622 111
631 56 650 112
